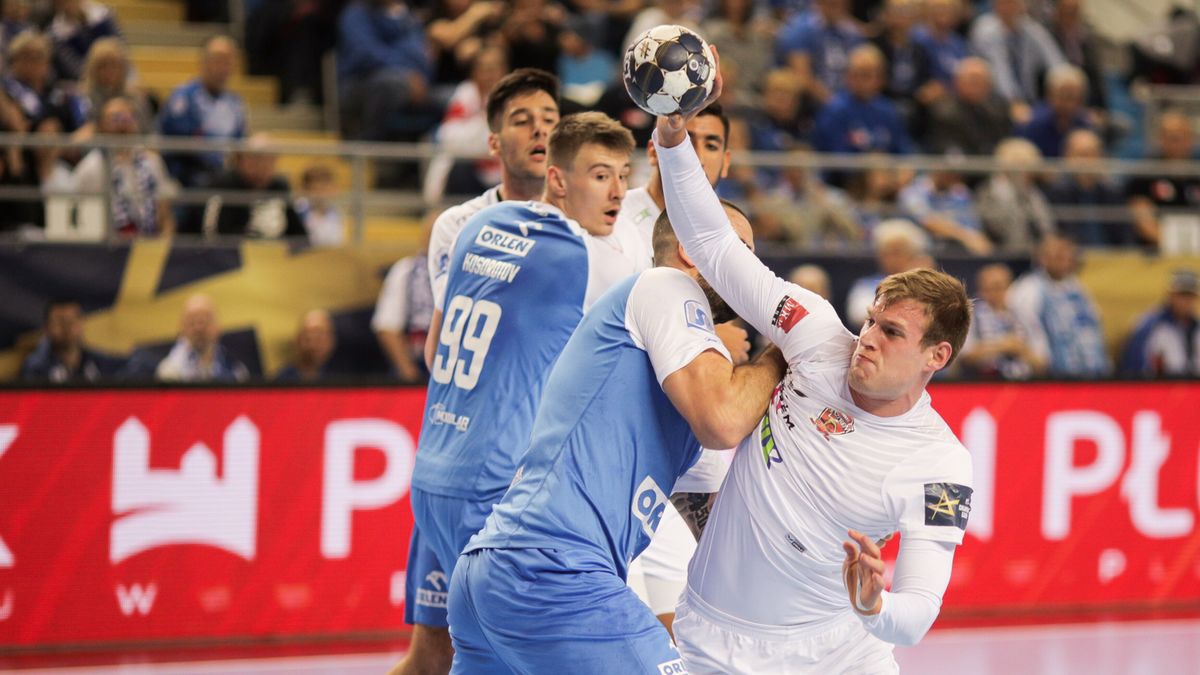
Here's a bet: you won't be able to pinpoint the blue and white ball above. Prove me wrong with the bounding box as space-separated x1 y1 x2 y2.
623 25 716 116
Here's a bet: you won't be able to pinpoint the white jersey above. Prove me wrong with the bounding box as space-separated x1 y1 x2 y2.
656 132 972 642
614 185 660 268
428 186 502 311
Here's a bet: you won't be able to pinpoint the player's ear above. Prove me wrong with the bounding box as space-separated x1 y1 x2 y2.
677 242 696 270
487 132 500 157
928 341 953 371
546 165 567 198
720 149 731 179
646 141 658 168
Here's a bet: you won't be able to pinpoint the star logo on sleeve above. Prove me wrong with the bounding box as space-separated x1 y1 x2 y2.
923 483 972 529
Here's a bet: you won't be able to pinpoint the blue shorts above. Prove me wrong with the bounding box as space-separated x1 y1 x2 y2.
404 487 495 628
448 548 687 675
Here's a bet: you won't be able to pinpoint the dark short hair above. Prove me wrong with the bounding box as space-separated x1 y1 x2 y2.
486 68 560 132
44 298 81 324
652 198 748 266
694 102 730 147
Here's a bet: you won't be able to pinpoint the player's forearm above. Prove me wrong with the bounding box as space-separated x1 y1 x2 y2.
709 347 787 448
858 538 953 646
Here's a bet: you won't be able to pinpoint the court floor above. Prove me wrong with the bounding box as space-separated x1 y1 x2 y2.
9 618 1200 674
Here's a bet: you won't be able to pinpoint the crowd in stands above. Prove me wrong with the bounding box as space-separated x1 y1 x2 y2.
5 0 1200 383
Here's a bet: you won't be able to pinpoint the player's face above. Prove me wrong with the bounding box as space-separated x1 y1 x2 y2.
558 143 630 236
490 90 560 182
687 114 730 186
849 298 944 400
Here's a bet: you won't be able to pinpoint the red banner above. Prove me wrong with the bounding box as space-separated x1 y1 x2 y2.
0 383 1198 648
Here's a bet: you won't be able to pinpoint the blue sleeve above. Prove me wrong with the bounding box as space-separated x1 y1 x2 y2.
775 18 810 64
812 102 842 153
158 87 197 136
337 5 431 79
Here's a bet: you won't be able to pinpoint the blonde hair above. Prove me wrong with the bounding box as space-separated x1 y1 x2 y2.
7 31 49 62
547 112 635 170
81 37 130 94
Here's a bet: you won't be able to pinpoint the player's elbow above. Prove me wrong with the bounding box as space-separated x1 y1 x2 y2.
690 401 756 449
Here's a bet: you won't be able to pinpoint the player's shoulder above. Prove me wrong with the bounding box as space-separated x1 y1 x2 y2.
631 266 700 297
433 186 502 230
899 404 973 484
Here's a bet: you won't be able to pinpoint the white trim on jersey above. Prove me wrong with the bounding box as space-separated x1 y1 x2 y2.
428 186 501 311
624 267 731 385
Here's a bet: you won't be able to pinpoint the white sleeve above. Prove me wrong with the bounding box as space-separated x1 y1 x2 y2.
673 447 734 494
625 269 732 386
654 130 853 364
428 209 464 311
371 259 412 333
884 446 974 545
859 538 955 646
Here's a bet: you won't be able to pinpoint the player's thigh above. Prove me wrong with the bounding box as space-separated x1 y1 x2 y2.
446 552 516 675
404 524 449 628
824 622 898 675
461 548 685 674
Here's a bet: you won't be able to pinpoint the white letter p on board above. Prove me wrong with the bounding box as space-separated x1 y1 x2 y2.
321 420 415 559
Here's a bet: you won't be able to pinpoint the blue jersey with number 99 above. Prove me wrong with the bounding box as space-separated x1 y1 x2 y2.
411 201 591 502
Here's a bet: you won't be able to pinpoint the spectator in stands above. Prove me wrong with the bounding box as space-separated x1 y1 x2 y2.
1017 63 1093 158
337 0 435 142
156 293 249 383
960 262 1045 379
294 164 344 247
969 0 1065 123
1 0 32 53
977 137 1055 251
190 132 306 239
1044 129 1131 247
871 0 938 128
1045 0 1107 114
844 160 903 237
372 218 433 383
1008 234 1110 377
557 15 615 108
426 0 503 90
900 167 992 254
922 57 1012 157
4 30 88 134
69 96 177 237
744 147 862 247
77 37 152 133
844 218 932 326
702 0 776 105
422 45 506 203
158 35 247 188
46 0 120 82
20 298 113 382
812 44 913 158
275 309 338 382
776 0 863 106
503 0 567 72
1126 109 1200 250
788 262 832 300
1120 269 1200 377
915 0 968 86
741 69 812 180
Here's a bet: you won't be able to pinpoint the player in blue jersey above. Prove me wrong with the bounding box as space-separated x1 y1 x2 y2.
391 68 562 675
446 203 788 674
404 111 638 671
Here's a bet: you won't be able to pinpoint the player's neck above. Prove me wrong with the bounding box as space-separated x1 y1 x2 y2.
848 383 924 418
501 175 545 203
647 172 666 211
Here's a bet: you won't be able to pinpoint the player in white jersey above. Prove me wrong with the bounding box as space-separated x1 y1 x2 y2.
422 69 561 370
393 68 561 675
655 53 976 674
616 102 734 634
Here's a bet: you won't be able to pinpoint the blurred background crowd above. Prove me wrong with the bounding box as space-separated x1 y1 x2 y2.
1 0 1198 384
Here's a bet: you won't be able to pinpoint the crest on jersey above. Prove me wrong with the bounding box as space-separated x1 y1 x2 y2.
809 406 855 439
924 482 972 529
771 295 808 333
683 299 714 333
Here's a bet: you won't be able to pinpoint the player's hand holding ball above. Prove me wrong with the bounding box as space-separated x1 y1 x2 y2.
624 26 722 148
842 529 886 616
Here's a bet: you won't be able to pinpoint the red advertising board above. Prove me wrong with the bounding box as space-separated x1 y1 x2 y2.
0 382 1198 649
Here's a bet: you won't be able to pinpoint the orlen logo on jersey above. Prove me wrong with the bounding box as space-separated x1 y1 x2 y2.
476 225 535 257
631 476 669 537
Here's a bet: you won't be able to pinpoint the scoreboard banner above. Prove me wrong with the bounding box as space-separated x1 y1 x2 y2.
0 382 1198 648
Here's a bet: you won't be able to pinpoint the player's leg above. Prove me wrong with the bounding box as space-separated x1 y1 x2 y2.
446 549 517 674
463 547 686 674
387 525 453 675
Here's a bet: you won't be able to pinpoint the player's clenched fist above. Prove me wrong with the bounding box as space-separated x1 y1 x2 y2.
842 529 886 616
715 321 750 365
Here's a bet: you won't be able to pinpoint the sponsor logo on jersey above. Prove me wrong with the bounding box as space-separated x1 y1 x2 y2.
810 407 854 439
771 382 796 430
683 299 714 333
771 295 808 332
462 252 520 283
416 571 448 608
760 415 783 468
632 476 669 537
475 225 536 257
924 482 973 529
657 658 688 674
428 403 471 433
785 533 807 553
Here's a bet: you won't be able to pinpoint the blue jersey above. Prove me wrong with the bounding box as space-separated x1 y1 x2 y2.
411 201 592 502
465 268 731 578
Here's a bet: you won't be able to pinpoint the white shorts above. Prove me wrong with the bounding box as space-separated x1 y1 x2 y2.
627 505 696 616
674 590 899 675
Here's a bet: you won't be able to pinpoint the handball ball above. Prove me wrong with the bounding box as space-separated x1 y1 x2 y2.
623 25 716 116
